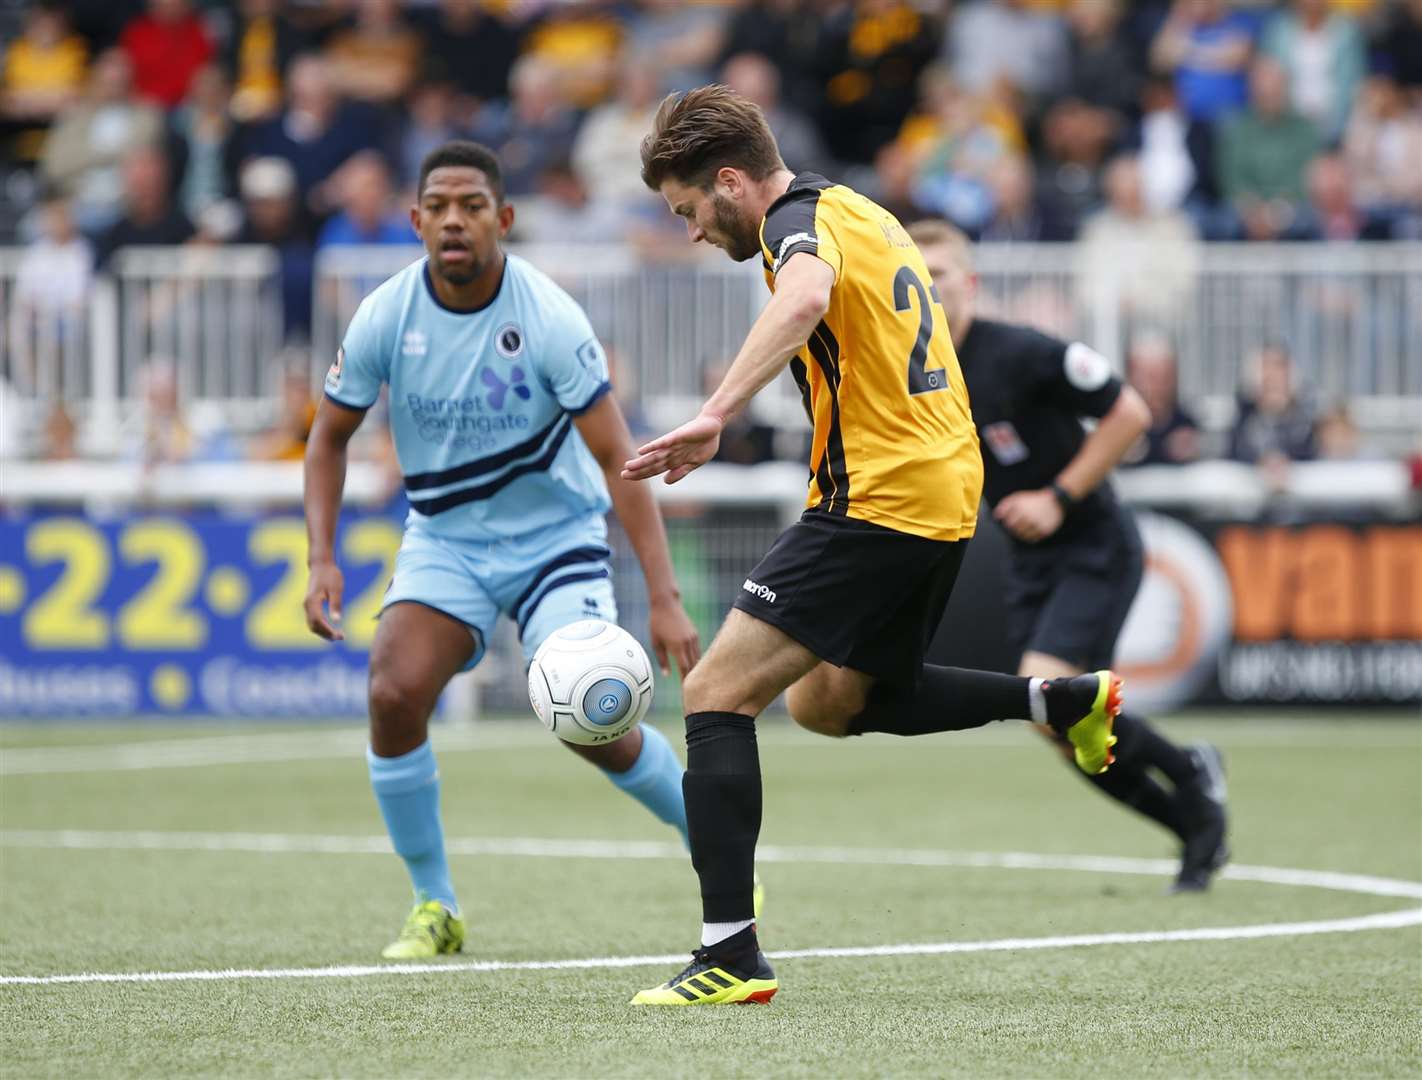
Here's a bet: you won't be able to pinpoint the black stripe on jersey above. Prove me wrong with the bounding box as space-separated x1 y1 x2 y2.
760 173 832 272
407 415 575 515
510 544 613 626
404 413 569 491
805 320 849 515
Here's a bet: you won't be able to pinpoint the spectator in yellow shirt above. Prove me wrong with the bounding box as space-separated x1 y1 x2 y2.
2 1 88 162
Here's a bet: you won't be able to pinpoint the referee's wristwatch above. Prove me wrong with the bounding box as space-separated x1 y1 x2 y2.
1050 481 1077 514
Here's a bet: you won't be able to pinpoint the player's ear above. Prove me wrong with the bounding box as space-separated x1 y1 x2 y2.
715 166 743 199
409 204 421 240
497 200 515 238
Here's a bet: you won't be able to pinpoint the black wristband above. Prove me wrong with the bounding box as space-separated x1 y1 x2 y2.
1050 481 1076 513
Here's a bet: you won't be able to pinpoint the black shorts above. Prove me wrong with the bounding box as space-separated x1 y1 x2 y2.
731 508 967 689
1004 506 1143 671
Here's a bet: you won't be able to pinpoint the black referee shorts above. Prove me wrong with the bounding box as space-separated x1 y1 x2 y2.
1004 507 1144 671
731 508 967 689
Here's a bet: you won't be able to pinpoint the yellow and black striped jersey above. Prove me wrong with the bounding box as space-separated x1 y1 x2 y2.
759 173 982 541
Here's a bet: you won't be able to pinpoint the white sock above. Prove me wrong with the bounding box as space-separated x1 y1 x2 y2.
1028 678 1048 725
701 919 754 947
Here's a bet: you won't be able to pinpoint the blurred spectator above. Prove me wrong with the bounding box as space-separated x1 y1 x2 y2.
1343 74 1422 239
40 400 80 461
571 52 665 210
1 1 89 163
1075 154 1201 320
66 0 145 55
121 361 195 466
172 64 239 234
1375 0 1422 94
1261 0 1365 140
519 2 623 109
703 362 778 465
720 51 831 177
1314 402 1374 461
948 0 1070 106
324 0 423 107
93 145 196 270
1035 96 1113 240
399 78 465 191
1123 331 1201 465
977 155 1050 241
39 48 163 233
818 0 941 165
419 0 520 111
1228 343 1317 470
238 54 378 222
15 193 92 321
1301 153 1375 240
11 194 92 394
316 152 409 248
469 56 582 197
1150 0 1255 124
226 0 310 123
1216 58 1321 240
119 0 216 109
519 159 629 244
249 368 315 461
626 0 727 95
1061 0 1141 142
716 0 825 116
606 346 651 440
1130 73 1211 215
884 66 1019 232
235 156 314 341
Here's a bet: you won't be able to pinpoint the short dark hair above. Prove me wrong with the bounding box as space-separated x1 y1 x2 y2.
417 141 505 201
639 84 784 192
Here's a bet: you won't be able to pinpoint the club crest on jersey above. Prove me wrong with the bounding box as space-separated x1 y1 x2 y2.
326 347 344 384
495 323 524 359
983 421 1030 466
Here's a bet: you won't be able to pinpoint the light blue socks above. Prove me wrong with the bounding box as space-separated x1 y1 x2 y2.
605 723 689 844
367 740 457 910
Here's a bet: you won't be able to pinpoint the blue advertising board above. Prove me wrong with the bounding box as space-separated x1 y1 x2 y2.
0 512 402 716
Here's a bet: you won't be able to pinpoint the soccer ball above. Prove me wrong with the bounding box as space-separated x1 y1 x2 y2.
527 620 654 745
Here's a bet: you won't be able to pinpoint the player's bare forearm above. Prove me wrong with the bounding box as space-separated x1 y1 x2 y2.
303 399 363 565
702 253 834 424
583 404 682 603
1056 384 1152 500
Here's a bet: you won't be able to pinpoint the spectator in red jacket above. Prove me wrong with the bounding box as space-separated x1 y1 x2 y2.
120 0 214 109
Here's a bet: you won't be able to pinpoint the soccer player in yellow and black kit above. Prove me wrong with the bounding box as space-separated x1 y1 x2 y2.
621 86 1122 1006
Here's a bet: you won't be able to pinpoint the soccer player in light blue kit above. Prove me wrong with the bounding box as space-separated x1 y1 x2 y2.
303 142 702 958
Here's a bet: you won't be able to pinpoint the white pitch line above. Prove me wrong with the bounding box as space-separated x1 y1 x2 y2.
3 908 1418 988
4 829 1422 901
3 721 1418 775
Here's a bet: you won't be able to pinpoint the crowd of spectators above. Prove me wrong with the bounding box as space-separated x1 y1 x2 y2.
2 0 1419 477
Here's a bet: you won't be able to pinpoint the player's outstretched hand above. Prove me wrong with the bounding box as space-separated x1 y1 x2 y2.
649 598 701 678
993 488 1064 544
304 560 346 641
621 414 722 484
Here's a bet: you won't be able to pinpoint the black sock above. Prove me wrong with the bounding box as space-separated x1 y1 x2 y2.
849 665 1029 736
1112 712 1196 788
683 712 761 923
1084 758 1191 841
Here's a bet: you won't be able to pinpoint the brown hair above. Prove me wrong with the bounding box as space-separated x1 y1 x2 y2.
639 84 785 192
905 218 974 270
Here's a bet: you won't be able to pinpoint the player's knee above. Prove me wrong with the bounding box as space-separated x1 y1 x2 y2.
786 685 851 738
368 669 427 736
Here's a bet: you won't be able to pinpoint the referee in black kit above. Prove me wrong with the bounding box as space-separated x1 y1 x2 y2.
907 219 1229 892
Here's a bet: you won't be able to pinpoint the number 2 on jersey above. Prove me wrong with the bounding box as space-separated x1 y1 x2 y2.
892 265 949 396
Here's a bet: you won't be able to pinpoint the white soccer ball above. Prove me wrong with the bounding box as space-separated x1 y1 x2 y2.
527 620 654 745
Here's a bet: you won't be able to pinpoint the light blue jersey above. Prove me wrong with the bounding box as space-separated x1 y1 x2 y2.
325 253 612 541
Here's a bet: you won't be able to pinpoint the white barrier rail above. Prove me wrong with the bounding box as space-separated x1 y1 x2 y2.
3 242 1420 452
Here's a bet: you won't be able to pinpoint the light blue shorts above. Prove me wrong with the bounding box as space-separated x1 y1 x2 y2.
381 515 618 670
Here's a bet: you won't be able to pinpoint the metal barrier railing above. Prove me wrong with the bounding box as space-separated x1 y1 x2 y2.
2 241 1419 455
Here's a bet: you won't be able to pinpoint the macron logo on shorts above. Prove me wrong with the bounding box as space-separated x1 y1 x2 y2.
742 578 777 604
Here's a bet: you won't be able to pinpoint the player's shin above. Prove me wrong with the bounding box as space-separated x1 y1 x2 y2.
367 741 458 911
602 723 689 844
848 666 1029 736
683 712 761 951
